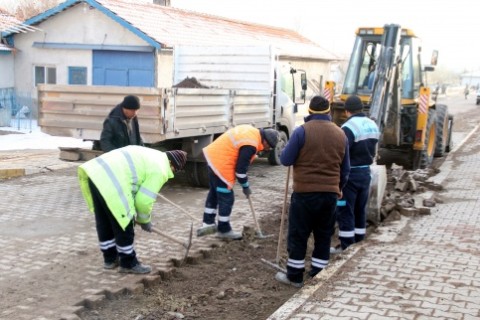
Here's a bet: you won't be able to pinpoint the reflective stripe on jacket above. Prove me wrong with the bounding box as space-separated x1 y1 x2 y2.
78 145 174 230
341 114 380 167
203 125 263 189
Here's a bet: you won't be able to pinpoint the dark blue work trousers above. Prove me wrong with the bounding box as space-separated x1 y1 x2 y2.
336 167 371 249
203 167 235 233
286 192 337 283
88 179 138 268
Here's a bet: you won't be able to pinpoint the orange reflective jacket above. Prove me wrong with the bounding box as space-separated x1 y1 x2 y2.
203 125 264 189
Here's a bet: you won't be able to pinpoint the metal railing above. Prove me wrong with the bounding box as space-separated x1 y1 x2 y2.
0 88 38 132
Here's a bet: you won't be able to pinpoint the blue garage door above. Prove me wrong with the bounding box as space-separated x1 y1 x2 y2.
93 50 154 87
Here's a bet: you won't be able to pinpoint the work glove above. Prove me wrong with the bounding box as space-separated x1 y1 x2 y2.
140 222 153 233
242 186 252 198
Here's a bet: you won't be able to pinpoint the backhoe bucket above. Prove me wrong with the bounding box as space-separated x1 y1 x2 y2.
367 164 387 224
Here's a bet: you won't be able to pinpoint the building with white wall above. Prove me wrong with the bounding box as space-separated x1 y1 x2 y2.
0 9 39 125
4 0 340 112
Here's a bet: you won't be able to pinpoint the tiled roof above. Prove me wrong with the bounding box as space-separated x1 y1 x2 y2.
98 0 337 59
21 0 337 60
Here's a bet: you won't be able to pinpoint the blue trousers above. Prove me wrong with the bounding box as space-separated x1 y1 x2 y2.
286 192 337 283
203 167 235 233
336 167 371 249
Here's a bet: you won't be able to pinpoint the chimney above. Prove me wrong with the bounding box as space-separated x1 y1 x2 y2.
153 0 171 5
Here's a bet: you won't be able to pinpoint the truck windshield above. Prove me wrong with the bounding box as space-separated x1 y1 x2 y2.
400 37 420 100
280 67 294 101
401 44 414 99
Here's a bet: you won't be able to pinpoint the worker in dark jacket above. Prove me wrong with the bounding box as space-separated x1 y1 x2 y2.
275 95 350 288
331 95 380 254
100 95 143 152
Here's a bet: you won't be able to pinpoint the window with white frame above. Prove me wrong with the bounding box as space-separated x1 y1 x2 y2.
34 66 56 86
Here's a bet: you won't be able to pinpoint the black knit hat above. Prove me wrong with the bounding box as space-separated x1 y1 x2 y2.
345 95 363 112
166 150 188 171
121 95 140 110
309 95 330 114
263 129 279 148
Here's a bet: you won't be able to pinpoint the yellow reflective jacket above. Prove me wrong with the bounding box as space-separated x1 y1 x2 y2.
203 125 264 189
78 145 174 230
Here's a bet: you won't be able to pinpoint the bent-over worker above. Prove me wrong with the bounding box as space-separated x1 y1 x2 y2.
196 124 279 240
78 145 187 274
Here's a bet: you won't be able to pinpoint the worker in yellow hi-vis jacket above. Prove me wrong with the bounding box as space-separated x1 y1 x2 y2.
78 145 187 274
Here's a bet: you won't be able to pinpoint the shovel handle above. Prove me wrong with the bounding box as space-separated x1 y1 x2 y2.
276 166 290 264
151 226 187 248
247 196 263 235
157 193 201 222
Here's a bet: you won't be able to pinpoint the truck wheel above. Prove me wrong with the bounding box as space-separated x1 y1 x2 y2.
268 131 288 165
185 161 210 188
434 104 449 157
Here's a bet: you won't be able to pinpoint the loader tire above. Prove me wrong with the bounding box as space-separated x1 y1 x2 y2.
445 114 453 153
434 104 449 157
268 131 288 165
418 108 437 169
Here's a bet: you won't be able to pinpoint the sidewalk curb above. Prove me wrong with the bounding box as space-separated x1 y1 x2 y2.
267 215 411 320
267 244 365 320
429 123 480 187
0 168 25 179
0 162 79 180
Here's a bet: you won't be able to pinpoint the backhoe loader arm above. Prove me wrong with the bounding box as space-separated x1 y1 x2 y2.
369 24 402 132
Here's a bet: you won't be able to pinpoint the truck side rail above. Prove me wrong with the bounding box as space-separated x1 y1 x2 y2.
38 85 273 144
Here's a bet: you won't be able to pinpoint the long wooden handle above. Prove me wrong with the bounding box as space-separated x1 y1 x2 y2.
248 196 263 234
157 193 201 222
151 226 187 248
276 166 290 264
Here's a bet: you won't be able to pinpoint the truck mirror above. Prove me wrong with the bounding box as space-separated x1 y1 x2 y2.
301 73 307 91
431 50 438 66
424 66 435 72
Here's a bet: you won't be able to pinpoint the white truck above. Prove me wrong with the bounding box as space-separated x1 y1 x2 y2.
38 45 307 187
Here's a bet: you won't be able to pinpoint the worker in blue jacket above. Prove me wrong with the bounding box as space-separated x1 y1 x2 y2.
331 95 380 254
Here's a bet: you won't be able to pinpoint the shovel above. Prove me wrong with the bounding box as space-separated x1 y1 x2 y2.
275 166 290 265
261 166 290 273
151 222 193 266
247 195 273 239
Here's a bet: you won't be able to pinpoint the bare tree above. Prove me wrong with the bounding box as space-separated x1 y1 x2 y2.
14 0 61 21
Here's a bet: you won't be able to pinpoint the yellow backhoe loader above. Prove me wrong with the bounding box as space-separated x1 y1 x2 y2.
326 24 454 222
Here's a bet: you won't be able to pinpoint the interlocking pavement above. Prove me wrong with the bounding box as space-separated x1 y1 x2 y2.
0 150 287 320
268 125 480 319
1 109 479 319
